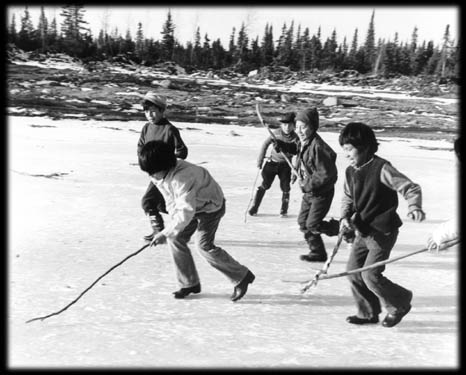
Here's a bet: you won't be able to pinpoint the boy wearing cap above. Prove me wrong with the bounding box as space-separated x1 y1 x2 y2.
294 107 338 262
249 112 300 217
138 140 255 301
138 91 188 242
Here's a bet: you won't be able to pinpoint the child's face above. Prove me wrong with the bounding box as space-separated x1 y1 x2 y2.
144 104 164 123
296 120 315 143
280 122 295 135
342 143 369 168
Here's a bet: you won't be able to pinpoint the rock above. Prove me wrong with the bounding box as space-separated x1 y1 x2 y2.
323 97 339 106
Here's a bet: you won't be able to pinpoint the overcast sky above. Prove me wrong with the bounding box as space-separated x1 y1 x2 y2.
7 6 459 47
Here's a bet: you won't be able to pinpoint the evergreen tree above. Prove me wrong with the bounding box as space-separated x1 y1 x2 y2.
8 14 17 44
37 6 48 52
135 22 144 61
321 29 338 70
364 10 376 72
260 23 274 66
160 10 175 61
227 27 236 65
192 27 202 67
18 6 35 50
59 5 90 57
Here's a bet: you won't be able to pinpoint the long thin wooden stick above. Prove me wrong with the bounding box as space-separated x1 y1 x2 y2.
26 242 152 323
318 238 460 281
282 238 460 284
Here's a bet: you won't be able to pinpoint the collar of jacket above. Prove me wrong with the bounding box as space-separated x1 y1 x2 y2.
150 117 169 126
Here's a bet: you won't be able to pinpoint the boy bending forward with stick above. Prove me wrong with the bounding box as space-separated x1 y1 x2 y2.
138 140 255 301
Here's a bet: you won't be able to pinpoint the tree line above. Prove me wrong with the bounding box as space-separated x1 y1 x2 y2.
7 5 460 80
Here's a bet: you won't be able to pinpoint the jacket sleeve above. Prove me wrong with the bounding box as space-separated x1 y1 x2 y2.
172 127 188 159
308 144 337 192
257 137 273 166
380 163 422 213
341 173 354 219
137 125 146 156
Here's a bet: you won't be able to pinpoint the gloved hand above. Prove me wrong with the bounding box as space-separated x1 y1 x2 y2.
150 232 167 247
273 139 286 153
408 209 426 222
340 218 355 243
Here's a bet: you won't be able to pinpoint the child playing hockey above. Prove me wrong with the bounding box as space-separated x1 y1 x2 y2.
138 140 255 301
291 108 339 262
249 112 300 217
137 92 188 242
339 122 426 327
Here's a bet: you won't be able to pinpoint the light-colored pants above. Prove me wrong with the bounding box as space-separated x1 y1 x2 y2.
167 200 249 288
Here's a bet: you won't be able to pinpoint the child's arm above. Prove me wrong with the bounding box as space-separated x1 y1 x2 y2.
173 128 188 159
380 163 425 221
427 217 459 251
257 137 273 168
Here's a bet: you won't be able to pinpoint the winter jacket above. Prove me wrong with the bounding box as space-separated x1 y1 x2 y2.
137 117 188 159
152 160 224 238
341 155 423 235
256 129 300 168
297 133 337 195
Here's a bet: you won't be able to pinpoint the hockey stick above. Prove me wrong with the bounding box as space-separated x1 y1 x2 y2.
300 231 344 293
244 166 262 223
283 237 460 285
318 237 460 281
255 103 300 180
26 242 153 323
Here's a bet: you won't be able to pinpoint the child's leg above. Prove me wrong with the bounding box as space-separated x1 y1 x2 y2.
167 219 200 288
196 202 249 285
361 230 413 314
278 164 291 215
347 235 382 318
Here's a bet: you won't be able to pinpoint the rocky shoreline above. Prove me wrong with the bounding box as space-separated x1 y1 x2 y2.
7 53 459 142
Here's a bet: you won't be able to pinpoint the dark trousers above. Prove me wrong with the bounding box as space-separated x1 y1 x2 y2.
260 161 291 192
141 182 167 214
346 230 413 317
297 189 334 234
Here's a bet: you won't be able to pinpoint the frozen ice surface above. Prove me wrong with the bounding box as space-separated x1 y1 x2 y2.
8 115 459 369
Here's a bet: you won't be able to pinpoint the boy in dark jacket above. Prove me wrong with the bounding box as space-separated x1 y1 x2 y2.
249 112 300 217
294 108 339 262
339 122 425 328
137 92 188 242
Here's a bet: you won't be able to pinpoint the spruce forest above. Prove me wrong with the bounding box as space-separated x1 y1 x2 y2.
7 5 460 80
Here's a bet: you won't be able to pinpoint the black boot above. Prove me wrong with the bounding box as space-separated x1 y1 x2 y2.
280 191 290 217
144 211 165 242
248 187 266 216
319 219 340 236
300 233 328 262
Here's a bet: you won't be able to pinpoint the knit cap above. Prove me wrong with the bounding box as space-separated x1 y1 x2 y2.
142 92 167 110
279 112 296 123
296 108 319 130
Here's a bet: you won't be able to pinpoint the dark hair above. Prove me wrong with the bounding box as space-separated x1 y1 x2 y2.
138 141 177 175
338 122 379 155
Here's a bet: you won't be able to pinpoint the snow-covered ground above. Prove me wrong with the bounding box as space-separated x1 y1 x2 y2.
8 114 459 369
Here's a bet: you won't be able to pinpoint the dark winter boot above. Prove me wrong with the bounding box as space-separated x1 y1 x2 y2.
248 187 266 216
300 233 328 262
319 219 340 236
280 192 290 217
144 211 165 243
